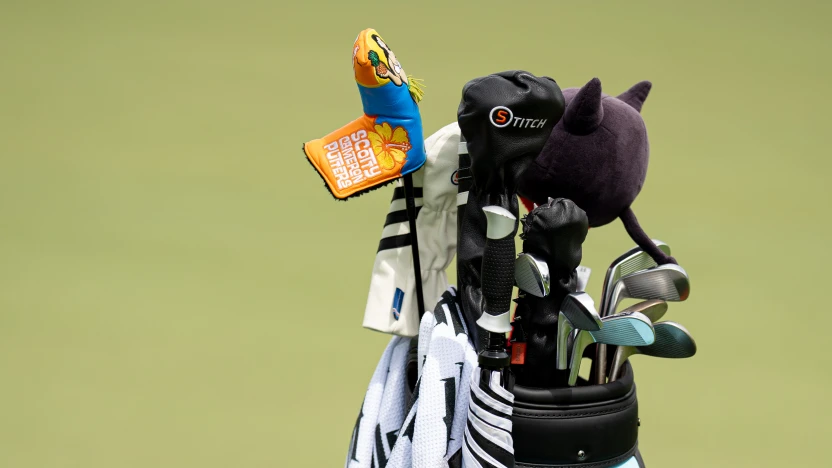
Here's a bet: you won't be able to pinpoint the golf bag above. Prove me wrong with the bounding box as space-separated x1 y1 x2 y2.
343 70 693 468
347 288 646 468
511 366 646 468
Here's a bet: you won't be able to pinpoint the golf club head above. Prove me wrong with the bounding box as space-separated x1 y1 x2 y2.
568 311 655 386
609 321 697 381
514 252 550 297
555 292 602 370
590 311 656 347
562 292 602 329
593 242 670 385
620 299 668 323
599 240 671 316
608 264 690 315
637 321 697 359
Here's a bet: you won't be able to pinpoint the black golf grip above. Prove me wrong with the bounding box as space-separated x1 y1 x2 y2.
481 234 515 317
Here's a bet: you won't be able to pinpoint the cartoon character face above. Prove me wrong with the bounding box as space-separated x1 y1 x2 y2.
371 34 408 87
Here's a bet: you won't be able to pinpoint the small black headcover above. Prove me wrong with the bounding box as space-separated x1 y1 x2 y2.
512 198 589 388
521 197 589 278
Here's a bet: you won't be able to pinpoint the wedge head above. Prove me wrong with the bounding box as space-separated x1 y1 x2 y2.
514 252 550 297
620 299 668 323
637 321 697 359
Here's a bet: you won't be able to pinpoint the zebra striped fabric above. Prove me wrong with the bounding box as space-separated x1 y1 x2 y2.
463 369 515 468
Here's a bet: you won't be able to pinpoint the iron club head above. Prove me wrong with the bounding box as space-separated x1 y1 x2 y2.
556 292 602 370
607 264 690 316
619 299 669 323
514 252 550 297
609 321 697 381
599 241 671 317
568 311 655 386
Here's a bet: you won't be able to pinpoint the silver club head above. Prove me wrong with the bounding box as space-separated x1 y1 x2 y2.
568 311 655 386
599 241 671 317
609 321 697 381
608 264 690 316
556 292 602 370
620 299 668 323
514 252 550 297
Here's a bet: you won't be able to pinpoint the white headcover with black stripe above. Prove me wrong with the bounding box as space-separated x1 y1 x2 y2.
363 122 461 337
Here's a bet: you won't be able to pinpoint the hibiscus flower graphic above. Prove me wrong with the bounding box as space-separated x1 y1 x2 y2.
368 122 411 170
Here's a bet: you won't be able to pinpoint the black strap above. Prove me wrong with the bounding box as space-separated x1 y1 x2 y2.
403 174 426 320
392 186 423 200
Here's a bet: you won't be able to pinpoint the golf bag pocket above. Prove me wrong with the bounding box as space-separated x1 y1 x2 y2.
511 361 644 468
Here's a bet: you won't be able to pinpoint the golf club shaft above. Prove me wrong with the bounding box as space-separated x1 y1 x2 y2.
556 313 573 370
568 331 592 386
592 293 616 385
590 267 615 385
609 345 635 382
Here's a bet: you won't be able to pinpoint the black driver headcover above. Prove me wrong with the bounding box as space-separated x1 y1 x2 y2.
457 71 565 196
455 71 565 350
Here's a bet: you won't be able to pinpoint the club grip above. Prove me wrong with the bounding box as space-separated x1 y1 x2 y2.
482 235 515 316
477 205 516 334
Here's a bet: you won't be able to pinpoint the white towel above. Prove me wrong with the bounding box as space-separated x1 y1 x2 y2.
347 288 478 468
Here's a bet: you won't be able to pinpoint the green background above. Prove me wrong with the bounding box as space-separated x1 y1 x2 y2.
1 0 829 466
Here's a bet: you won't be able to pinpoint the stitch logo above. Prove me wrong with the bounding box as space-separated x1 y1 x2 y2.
451 169 459 185
489 106 548 129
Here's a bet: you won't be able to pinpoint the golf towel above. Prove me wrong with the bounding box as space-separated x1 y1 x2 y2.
347 287 479 468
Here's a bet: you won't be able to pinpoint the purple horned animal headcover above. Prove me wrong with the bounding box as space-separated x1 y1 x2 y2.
518 77 677 265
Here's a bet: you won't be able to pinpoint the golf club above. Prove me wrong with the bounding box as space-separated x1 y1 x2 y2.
598 241 672 316
606 264 690 314
556 292 602 370
596 263 690 383
514 252 550 297
596 261 690 384
605 300 669 379
592 241 671 385
568 311 655 386
609 321 697 381
620 299 669 323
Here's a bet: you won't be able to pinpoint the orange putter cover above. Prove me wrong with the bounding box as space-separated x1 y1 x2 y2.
303 29 425 200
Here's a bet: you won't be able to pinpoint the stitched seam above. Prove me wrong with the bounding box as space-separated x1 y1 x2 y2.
513 385 636 410
512 405 631 418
